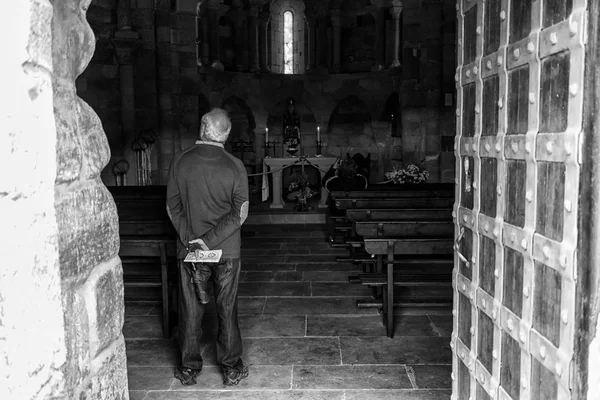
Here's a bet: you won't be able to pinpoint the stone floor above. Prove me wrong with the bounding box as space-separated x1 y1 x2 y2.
124 224 452 400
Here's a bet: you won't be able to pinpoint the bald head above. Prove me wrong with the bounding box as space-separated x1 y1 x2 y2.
200 108 232 143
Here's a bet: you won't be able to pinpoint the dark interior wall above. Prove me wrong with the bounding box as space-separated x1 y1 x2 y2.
78 0 457 187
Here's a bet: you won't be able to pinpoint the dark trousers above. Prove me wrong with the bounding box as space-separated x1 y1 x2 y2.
178 258 243 371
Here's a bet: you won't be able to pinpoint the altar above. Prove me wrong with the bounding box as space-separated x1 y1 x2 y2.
263 156 337 208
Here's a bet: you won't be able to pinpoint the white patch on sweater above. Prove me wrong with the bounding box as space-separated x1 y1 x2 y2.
240 201 249 224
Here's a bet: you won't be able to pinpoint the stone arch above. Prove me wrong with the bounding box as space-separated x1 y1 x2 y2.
381 91 401 137
269 0 306 74
327 95 373 147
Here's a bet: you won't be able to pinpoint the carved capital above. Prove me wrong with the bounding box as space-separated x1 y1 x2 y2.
330 9 341 28
390 2 402 20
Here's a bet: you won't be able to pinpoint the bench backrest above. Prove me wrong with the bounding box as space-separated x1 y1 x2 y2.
363 238 454 255
355 220 454 238
330 189 454 200
335 197 454 210
345 208 452 222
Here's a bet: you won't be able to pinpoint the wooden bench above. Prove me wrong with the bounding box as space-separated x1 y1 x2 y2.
362 238 453 337
345 208 452 222
119 236 177 338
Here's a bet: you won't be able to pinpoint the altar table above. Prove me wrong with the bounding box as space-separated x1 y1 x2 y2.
263 156 337 209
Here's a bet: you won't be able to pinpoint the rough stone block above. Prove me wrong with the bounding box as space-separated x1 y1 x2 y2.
77 99 112 179
56 183 119 279
81 259 124 358
81 337 129 400
54 87 84 184
60 286 91 398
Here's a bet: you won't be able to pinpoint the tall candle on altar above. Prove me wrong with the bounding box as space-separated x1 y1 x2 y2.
317 126 320 142
265 127 269 142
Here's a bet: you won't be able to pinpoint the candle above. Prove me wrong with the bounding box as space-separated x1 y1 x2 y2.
265 127 269 143
317 126 320 142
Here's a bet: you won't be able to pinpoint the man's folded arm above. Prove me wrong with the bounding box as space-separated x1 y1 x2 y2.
198 170 249 249
166 156 191 246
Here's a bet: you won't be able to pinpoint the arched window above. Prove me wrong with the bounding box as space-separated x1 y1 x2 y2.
283 11 294 74
269 0 305 74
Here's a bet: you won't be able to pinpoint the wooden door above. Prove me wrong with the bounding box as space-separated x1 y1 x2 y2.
453 0 587 399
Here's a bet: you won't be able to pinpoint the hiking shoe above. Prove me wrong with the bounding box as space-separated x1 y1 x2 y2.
222 365 249 386
174 366 201 386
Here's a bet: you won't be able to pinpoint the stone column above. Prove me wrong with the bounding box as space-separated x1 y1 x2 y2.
112 24 141 185
197 1 210 66
249 4 261 72
330 8 342 73
390 0 402 68
207 0 229 69
260 9 271 72
372 2 386 71
305 15 316 71
233 8 249 71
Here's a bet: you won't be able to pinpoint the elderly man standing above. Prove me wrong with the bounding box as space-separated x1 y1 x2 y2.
166 108 250 386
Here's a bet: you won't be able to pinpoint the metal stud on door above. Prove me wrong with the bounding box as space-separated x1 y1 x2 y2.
453 1 586 399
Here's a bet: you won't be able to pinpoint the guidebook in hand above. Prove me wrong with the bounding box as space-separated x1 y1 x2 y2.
184 249 223 263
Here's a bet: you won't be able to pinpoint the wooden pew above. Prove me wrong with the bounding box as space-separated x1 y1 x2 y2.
119 236 177 338
363 237 453 337
108 186 177 338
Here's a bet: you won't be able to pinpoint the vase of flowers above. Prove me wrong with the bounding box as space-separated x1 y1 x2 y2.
287 172 316 211
384 164 430 184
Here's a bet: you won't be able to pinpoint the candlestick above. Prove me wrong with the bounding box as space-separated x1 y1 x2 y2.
265 127 269 142
317 126 320 142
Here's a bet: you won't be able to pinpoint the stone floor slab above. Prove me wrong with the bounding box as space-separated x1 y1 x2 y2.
237 297 266 315
307 315 441 337
239 314 306 337
292 365 411 389
296 263 359 272
169 365 292 391
239 282 310 297
344 389 451 400
264 297 377 315
145 390 344 399
340 336 452 365
302 271 357 282
429 315 453 336
274 271 304 281
243 263 297 272
127 366 176 390
307 315 386 336
125 302 159 316
123 315 164 339
409 364 452 389
243 337 342 365
125 339 179 367
310 282 373 297
243 271 276 281
128 390 147 400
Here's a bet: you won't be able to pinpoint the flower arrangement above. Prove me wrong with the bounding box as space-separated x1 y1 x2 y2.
287 172 317 211
385 164 430 184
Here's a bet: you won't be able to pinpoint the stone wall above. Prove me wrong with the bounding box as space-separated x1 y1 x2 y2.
1 0 128 398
